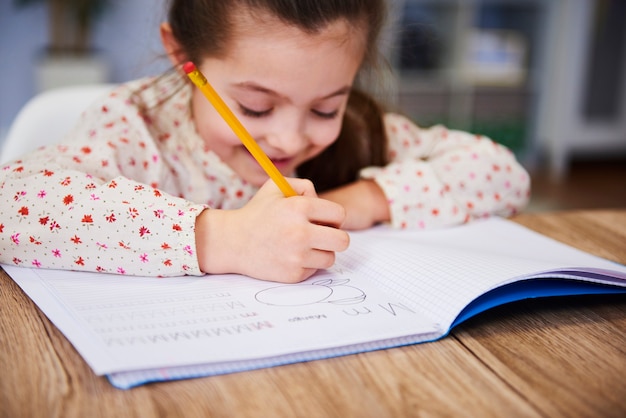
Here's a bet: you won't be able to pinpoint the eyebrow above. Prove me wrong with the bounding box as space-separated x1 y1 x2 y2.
233 82 351 101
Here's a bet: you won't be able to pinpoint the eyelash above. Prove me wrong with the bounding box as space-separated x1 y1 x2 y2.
239 105 339 120
240 106 272 118
312 109 339 120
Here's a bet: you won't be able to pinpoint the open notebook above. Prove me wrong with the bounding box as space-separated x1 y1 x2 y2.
3 218 626 389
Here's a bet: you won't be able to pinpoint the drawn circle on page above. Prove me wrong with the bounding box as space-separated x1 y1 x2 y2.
255 284 333 306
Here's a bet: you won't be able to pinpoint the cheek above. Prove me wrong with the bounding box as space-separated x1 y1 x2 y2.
309 120 343 149
194 100 241 152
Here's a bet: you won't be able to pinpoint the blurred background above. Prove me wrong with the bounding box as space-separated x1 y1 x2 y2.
0 0 624 212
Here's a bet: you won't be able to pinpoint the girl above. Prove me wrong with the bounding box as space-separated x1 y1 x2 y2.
0 0 530 283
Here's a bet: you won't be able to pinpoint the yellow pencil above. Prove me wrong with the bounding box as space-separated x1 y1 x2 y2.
183 61 297 197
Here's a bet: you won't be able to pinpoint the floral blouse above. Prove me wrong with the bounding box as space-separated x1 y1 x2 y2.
0 74 530 277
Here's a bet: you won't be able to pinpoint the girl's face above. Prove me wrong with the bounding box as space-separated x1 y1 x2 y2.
190 14 365 187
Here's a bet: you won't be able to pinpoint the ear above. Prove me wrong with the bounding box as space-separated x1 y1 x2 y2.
160 22 188 67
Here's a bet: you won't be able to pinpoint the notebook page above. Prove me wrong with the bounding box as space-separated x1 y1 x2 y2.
2 262 439 376
346 218 626 328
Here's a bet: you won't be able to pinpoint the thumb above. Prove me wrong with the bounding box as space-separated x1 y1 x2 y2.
284 177 318 198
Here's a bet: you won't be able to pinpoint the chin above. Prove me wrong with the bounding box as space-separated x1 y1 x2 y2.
250 178 268 188
240 162 295 188
244 172 271 188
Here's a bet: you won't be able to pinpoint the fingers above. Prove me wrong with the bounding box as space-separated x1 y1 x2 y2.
307 197 346 229
250 177 350 283
277 250 338 284
287 178 349 252
274 267 318 284
308 223 350 253
272 177 347 228
302 249 338 270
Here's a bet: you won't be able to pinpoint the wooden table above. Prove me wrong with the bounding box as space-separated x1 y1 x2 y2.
2 210 625 418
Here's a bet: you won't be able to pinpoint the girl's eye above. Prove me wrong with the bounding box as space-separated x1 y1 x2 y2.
312 109 339 120
239 104 273 118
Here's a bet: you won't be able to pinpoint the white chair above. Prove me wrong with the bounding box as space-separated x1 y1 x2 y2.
1 84 115 164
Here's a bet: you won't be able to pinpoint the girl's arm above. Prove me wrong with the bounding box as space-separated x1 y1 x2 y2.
0 89 206 277
321 113 531 230
318 179 389 230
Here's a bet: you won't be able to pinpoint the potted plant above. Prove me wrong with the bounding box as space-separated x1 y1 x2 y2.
14 0 113 90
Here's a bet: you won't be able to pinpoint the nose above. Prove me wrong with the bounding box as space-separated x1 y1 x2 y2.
265 118 307 156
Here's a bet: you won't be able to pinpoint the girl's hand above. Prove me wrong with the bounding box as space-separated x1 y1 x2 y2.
319 180 390 230
195 178 350 283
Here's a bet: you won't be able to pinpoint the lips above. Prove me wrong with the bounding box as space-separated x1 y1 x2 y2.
269 157 293 170
242 146 294 171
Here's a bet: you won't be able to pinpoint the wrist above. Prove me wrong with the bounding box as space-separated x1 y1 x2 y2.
195 209 234 274
360 179 390 224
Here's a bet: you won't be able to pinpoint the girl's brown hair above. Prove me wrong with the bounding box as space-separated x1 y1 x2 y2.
167 0 389 191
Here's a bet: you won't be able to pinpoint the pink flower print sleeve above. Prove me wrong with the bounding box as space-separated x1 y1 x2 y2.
0 78 212 276
361 113 530 229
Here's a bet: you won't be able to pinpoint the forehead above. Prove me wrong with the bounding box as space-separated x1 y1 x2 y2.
199 6 367 102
